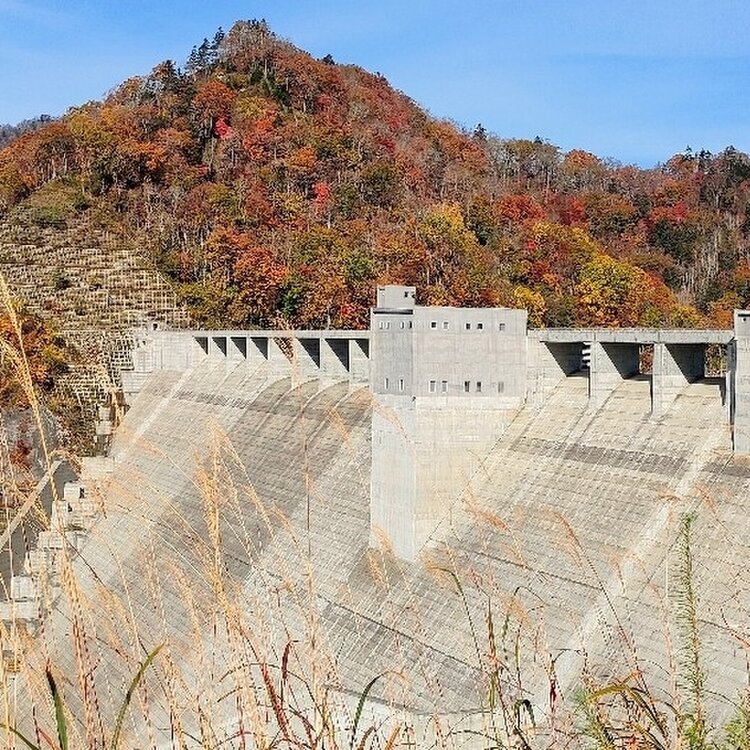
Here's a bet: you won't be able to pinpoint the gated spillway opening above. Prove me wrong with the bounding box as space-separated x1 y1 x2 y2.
540 338 728 414
545 341 588 376
185 331 370 384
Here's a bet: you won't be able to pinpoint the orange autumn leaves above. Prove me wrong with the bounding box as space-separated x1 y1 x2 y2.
510 221 689 328
0 304 67 408
1 20 749 332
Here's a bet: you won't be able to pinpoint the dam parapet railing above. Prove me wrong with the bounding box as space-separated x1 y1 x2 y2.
534 327 733 344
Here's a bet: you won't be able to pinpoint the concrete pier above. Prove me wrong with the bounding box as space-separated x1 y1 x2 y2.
732 310 750 451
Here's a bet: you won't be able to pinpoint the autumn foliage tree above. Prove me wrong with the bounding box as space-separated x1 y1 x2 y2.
0 306 68 408
1 19 748 331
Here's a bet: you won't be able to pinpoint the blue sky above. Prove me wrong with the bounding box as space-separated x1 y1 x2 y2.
0 0 748 166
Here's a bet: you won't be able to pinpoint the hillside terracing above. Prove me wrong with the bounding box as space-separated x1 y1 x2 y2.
0 206 190 443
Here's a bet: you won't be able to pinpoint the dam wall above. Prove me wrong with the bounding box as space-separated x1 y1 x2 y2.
123 308 735 431
117 288 740 559
5 287 750 747
6 331 750 747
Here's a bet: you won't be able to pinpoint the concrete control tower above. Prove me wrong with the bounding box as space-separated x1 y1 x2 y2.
369 285 528 559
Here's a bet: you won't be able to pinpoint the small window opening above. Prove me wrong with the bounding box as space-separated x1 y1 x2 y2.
404 291 409 298
499 322 506 331
385 321 390 329
378 322 384 330
441 380 448 393
429 380 437 393
464 381 471 393
443 321 449 330
398 378 404 392
476 381 482 393
430 321 437 329
400 321 405 329
384 377 390 390
497 381 504 394
477 322 484 330
465 322 471 330
408 321 413 329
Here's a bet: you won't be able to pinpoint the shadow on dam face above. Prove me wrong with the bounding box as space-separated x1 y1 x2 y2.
545 341 586 376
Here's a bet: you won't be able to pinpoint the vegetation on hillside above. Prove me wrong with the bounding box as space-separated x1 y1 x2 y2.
0 294 68 409
1 20 750 332
0 114 54 151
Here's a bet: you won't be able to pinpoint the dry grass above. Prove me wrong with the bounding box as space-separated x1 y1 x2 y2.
0 284 747 750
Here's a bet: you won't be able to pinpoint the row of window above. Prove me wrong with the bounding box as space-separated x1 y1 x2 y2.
377 320 413 330
429 321 507 331
429 380 503 393
377 320 507 331
383 378 505 394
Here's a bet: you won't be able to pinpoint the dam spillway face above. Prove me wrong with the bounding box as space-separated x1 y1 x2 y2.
4 289 750 748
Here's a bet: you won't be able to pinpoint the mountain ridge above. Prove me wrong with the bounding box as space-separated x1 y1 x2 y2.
1 19 749 341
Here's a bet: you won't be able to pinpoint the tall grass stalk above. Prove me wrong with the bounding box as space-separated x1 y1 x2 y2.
674 513 706 750
0 283 749 750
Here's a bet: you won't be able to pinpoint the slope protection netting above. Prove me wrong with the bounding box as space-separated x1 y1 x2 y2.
0 213 190 434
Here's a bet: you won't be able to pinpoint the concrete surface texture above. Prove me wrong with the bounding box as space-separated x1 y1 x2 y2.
5 288 750 747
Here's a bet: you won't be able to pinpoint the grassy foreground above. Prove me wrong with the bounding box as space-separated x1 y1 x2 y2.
0 287 747 749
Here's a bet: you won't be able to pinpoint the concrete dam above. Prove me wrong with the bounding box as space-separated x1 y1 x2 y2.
5 285 750 747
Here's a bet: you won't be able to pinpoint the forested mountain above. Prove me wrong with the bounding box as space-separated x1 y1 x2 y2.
0 115 54 150
1 19 750 332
